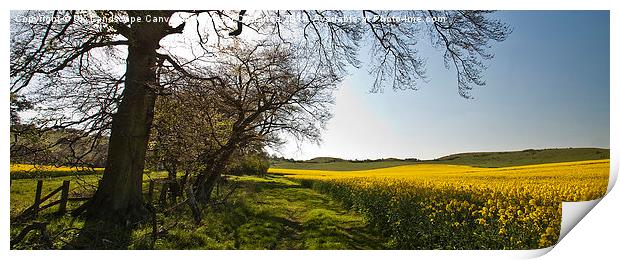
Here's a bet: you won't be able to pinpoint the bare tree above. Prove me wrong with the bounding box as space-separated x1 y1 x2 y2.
145 79 232 203
146 40 337 222
193 41 337 207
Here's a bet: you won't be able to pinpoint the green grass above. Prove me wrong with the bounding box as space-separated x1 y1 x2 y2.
132 175 385 249
10 174 385 249
271 148 610 170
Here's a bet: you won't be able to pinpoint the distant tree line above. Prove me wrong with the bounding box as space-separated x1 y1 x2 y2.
268 155 420 164
10 94 109 168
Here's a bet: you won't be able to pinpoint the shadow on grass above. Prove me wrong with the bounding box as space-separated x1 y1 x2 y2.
67 219 133 249
209 177 386 249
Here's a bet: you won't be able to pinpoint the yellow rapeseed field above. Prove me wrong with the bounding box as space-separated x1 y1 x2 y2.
10 164 93 172
269 160 609 249
10 164 104 179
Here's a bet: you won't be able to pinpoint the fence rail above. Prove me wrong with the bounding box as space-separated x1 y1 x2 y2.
16 178 179 220
17 180 82 219
11 178 181 249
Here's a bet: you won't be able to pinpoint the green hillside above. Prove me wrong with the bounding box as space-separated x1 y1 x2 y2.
270 148 609 171
431 148 609 168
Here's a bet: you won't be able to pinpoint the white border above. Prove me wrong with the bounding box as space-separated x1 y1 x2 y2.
2 1 618 260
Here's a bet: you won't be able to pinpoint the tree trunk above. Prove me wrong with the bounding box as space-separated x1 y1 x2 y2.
179 166 191 194
195 147 236 205
197 171 221 205
186 185 201 224
85 19 168 224
165 162 180 200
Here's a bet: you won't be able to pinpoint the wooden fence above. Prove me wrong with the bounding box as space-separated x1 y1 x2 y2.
16 178 181 220
11 178 183 249
16 180 90 220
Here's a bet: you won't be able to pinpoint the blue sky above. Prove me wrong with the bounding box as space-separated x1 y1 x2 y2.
275 11 610 160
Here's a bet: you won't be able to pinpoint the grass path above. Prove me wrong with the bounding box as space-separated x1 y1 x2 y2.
173 175 387 249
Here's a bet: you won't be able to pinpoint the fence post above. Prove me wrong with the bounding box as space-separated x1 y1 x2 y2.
159 183 168 207
58 180 70 214
171 181 178 204
33 180 43 217
148 180 154 204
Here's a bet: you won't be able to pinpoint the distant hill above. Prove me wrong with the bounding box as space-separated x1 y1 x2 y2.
270 156 418 171
270 148 609 171
430 148 609 168
305 157 346 163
